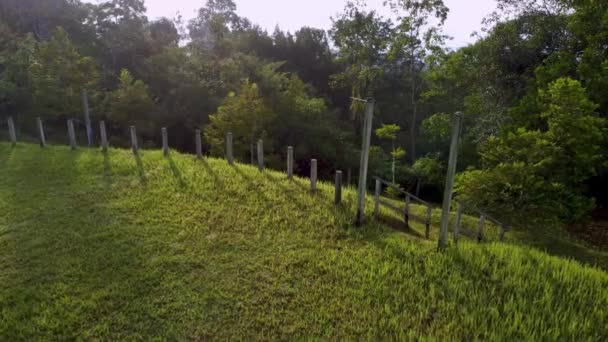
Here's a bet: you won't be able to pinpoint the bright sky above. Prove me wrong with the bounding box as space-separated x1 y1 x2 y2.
87 0 499 47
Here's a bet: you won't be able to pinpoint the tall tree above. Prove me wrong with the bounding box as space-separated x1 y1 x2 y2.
29 27 98 118
384 0 449 161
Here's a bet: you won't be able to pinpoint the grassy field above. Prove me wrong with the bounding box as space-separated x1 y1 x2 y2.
1 142 607 340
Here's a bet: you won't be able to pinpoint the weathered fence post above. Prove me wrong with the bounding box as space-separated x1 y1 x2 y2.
356 99 375 226
67 119 77 150
195 129 202 158
81 90 93 146
405 195 411 227
100 121 108 152
310 159 317 192
130 126 138 155
374 179 381 219
425 205 432 239
287 146 294 179
161 127 169 156
7 117 16 146
226 132 234 165
499 224 506 242
37 117 46 147
453 202 463 243
335 170 342 205
477 214 486 242
257 139 264 171
438 112 463 250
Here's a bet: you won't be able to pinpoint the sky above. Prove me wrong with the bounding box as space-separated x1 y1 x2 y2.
88 0 499 48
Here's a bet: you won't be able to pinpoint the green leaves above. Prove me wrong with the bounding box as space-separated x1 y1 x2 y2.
29 28 99 118
106 69 156 134
375 124 401 140
457 78 607 224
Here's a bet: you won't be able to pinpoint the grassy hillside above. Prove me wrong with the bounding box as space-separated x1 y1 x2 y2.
1 142 607 340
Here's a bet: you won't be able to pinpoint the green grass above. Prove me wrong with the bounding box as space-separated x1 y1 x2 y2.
1 142 607 340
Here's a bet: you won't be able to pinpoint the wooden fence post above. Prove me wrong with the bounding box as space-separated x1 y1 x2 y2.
67 119 77 150
37 117 46 147
195 129 202 158
100 121 108 152
130 126 138 155
257 139 264 171
335 170 342 205
81 90 93 146
161 127 169 156
287 146 294 179
477 214 486 242
356 99 375 226
425 205 432 239
226 132 234 165
374 179 381 219
310 159 317 192
7 117 16 146
454 202 463 243
499 224 506 242
405 195 410 227
438 112 463 250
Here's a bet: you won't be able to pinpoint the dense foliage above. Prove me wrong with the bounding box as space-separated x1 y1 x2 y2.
0 0 606 227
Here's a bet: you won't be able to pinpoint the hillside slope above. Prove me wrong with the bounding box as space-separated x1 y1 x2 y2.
0 143 607 340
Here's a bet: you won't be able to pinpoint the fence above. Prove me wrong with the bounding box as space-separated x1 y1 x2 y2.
373 176 433 239
372 176 509 243
3 116 508 245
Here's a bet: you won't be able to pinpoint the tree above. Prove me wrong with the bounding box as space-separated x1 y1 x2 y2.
205 81 275 159
455 78 606 225
384 0 449 161
29 27 98 118
106 69 156 136
375 123 405 183
410 155 443 196
330 1 392 115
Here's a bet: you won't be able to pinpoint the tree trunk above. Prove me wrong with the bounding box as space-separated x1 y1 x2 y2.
410 74 417 162
391 140 396 184
415 178 422 197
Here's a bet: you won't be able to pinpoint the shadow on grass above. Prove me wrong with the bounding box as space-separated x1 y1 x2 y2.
0 144 17 168
232 164 273 205
133 153 147 185
198 157 224 190
377 214 426 240
166 154 186 189
102 151 113 190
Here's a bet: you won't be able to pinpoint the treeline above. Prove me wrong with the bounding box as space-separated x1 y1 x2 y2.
0 0 606 227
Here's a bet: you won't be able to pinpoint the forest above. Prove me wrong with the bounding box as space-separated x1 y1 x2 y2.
0 0 606 232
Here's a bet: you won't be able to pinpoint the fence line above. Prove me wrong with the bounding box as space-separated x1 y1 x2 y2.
372 176 508 243
2 117 509 245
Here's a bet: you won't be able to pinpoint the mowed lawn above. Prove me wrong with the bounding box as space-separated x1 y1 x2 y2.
0 142 607 340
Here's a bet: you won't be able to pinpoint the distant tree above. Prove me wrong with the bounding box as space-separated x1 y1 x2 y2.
384 0 449 161
29 28 98 118
410 155 443 196
205 81 275 160
375 123 405 183
330 1 392 116
106 69 156 136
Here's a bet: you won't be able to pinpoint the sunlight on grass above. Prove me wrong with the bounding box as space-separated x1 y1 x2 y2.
0 142 606 340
